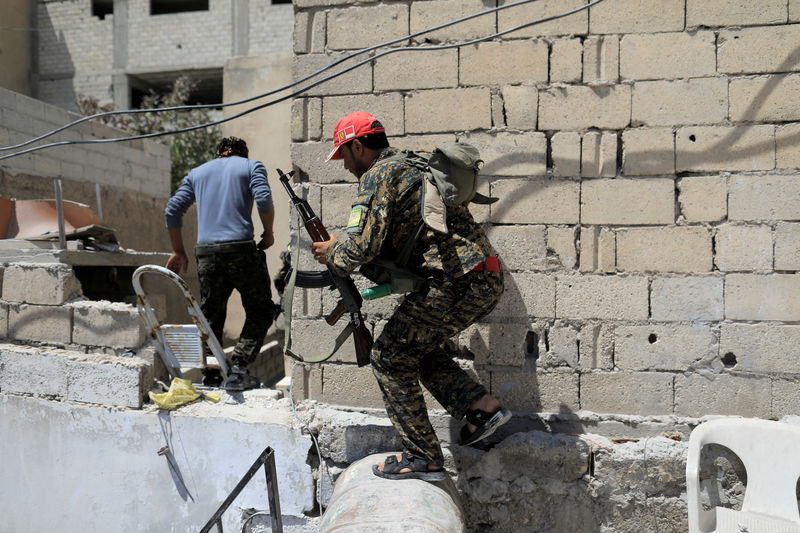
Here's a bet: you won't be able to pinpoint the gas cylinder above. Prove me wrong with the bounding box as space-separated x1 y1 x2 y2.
317 452 464 532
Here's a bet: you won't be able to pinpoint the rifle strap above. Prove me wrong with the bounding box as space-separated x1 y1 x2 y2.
282 214 353 364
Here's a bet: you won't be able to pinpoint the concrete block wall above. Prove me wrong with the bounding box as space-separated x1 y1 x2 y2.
289 0 800 421
0 88 171 198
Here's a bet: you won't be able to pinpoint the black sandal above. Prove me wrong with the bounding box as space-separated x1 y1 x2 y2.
460 407 512 446
372 452 446 481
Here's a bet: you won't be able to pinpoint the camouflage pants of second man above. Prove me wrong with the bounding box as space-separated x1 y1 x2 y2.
195 240 274 367
371 268 504 467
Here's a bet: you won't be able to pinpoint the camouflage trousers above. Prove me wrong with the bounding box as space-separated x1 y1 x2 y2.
371 268 504 467
195 240 275 367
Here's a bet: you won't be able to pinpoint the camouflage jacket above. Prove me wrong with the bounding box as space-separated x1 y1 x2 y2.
327 147 495 281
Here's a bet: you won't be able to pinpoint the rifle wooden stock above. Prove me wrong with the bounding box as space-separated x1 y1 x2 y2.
352 318 373 367
325 301 347 326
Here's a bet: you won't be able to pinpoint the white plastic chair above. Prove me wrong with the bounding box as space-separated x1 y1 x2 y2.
686 417 800 533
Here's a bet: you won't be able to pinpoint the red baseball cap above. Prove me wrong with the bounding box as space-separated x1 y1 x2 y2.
326 111 386 161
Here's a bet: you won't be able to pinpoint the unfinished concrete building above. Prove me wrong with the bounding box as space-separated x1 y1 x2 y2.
3 0 800 531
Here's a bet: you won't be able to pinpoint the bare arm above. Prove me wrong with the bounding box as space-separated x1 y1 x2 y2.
166 227 189 273
257 209 275 249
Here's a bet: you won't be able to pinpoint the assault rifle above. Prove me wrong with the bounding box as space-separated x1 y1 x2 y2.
278 168 373 367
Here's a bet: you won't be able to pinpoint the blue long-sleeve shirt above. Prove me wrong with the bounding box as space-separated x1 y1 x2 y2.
164 156 274 244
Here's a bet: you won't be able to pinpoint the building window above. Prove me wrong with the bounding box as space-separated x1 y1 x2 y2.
129 70 223 109
150 0 209 15
92 0 114 19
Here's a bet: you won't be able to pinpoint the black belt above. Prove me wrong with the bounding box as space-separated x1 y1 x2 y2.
195 240 255 256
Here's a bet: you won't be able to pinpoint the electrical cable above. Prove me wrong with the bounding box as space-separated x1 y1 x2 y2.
0 0 607 161
0 0 546 154
288 384 327 514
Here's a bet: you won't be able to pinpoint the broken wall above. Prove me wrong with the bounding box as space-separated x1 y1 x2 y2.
288 0 800 421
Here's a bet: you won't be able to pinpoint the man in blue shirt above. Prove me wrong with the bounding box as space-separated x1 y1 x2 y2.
165 136 276 391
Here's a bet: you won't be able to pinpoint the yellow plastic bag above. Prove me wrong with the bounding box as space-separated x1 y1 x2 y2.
149 377 220 410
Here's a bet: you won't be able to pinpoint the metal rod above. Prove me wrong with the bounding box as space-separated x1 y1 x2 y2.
53 178 66 249
95 182 103 220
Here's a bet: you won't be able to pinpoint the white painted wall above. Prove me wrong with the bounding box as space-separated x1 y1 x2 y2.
0 392 315 532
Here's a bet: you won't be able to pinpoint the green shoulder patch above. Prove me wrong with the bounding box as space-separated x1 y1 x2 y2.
346 205 367 233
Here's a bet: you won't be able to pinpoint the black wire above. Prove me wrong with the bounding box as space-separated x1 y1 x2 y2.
0 0 607 161
0 0 545 153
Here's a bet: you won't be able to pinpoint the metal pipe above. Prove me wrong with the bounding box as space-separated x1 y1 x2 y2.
95 182 103 221
53 178 66 249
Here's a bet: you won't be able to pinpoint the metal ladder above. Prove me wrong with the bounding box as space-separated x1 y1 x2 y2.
132 264 230 380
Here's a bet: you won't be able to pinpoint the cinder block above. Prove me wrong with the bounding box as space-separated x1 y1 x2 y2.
731 74 800 123
293 10 326 54
542 322 579 369
651 276 724 321
290 362 323 401
556 274 649 320
620 32 716 81
322 93 404 140
550 38 582 84
491 178 579 224
582 35 619 85
492 369 580 413
793 0 800 22
725 273 800 321
714 224 773 272
719 26 800 74
539 85 631 131
674 373 772 418
0 303 6 338
462 131 547 177
290 141 355 184
721 323 800 375
8 304 72 344
65 352 149 408
618 227 712 273
632 78 728 127
327 4 408 51
581 131 617 178
687 0 786 27
292 53 372 98
729 175 800 222
677 176 727 223
551 132 581 177
581 372 674 415
547 226 578 270
291 98 322 142
615 325 717 372
590 0 684 33
777 124 800 169
320 183 359 228
288 318 357 365
317 364 385 409
578 322 614 370
498 0 588 38
485 225 548 271
460 321 535 367
492 272 556 320
410 0 495 43
581 178 675 225
491 93 505 129
0 344 69 396
374 49 457 91
406 88 491 134
775 222 800 271
772 379 800 419
502 85 538 131
2 263 82 305
70 301 146 349
461 40 548 86
579 226 615 273
676 126 775 173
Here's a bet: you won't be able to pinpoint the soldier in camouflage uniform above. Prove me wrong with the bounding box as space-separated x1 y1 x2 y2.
312 112 511 480
165 136 277 392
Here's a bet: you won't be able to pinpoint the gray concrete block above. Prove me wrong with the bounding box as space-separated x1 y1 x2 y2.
714 224 773 272
374 49 457 91
461 40 548 86
621 31 716 80
539 85 631 131
550 38 583 84
556 275 649 320
615 325 717 372
65 352 150 408
498 0 588 37
493 272 556 320
292 53 372 98
0 303 6 339
687 0 787 27
290 362 323 401
406 88 491 134
70 301 147 349
320 363 389 409
409 0 498 44
460 321 536 367
578 322 614 370
8 303 72 344
321 93 404 141
492 369 580 413
775 222 800 271
583 35 619 85
0 344 69 396
551 131 581 177
485 225 548 272
720 323 800 374
731 74 800 123
581 372 674 415
462 131 547 178
491 178 580 224
772 379 800 419
2 263 82 305
676 125 775 173
502 85 539 131
547 226 579 270
617 227 712 273
725 273 800 321
674 373 772 418
729 175 800 222
327 4 408 51
719 25 800 74
581 178 674 225
677 176 727 223
633 78 728 127
650 276 724 321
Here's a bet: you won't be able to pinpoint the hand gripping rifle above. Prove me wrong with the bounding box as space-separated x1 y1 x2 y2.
278 168 373 367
